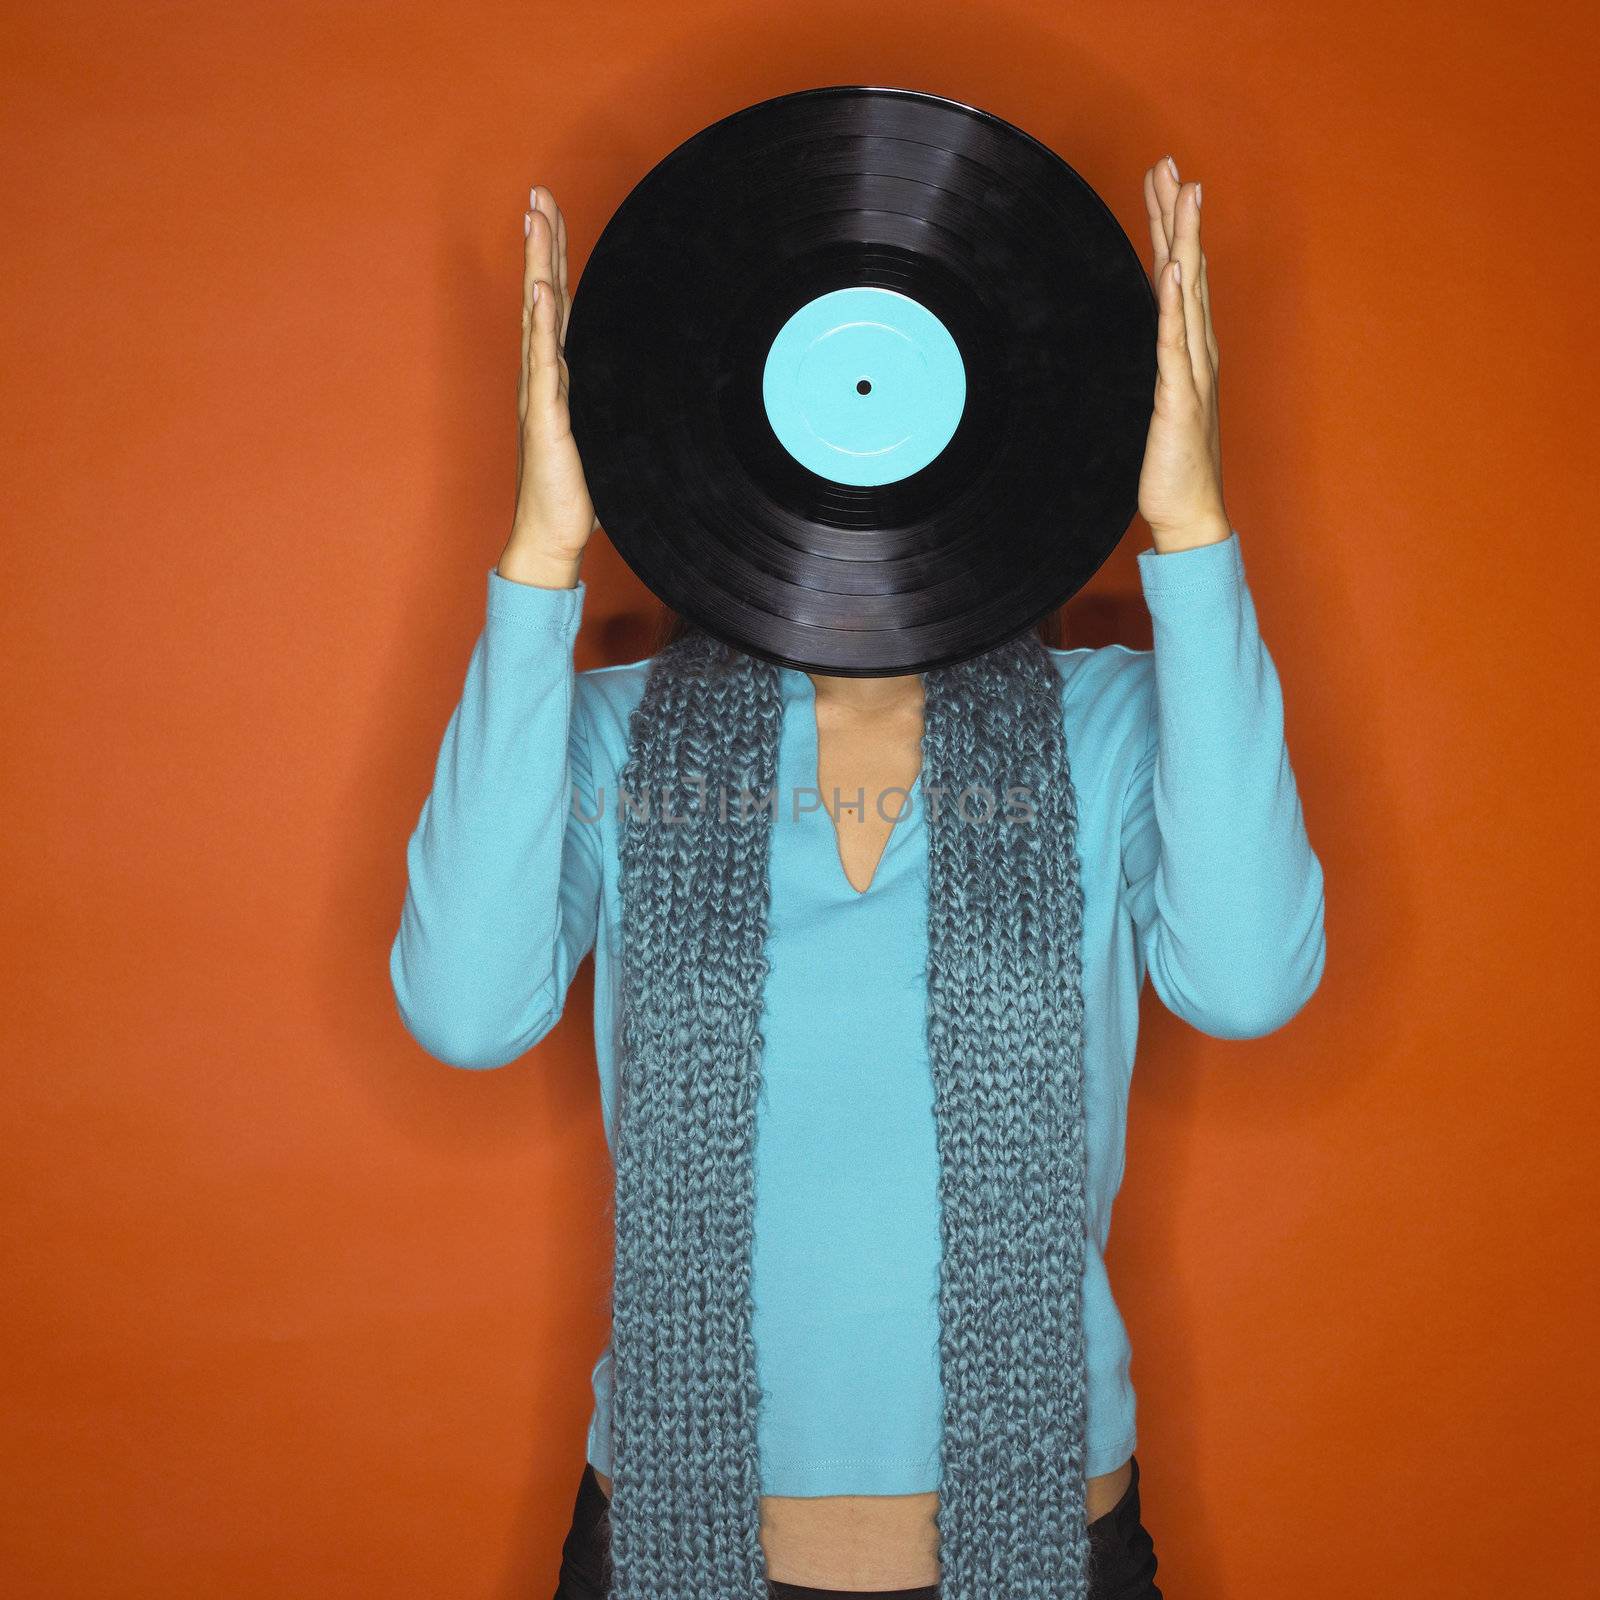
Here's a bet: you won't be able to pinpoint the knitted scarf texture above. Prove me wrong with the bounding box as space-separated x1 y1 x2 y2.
606 623 1092 1600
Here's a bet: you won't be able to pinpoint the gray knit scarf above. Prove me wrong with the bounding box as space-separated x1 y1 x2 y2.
606 622 1092 1600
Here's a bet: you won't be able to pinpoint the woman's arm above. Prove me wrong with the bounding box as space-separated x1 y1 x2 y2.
1120 529 1327 1038
389 183 606 1068
1113 160 1324 1036
388 570 601 1069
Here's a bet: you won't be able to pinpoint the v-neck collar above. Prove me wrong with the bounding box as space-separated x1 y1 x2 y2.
778 666 924 899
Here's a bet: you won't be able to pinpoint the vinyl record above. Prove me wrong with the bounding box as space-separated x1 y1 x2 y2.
564 84 1157 676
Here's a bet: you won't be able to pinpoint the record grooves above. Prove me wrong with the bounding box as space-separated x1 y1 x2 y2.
565 85 1156 675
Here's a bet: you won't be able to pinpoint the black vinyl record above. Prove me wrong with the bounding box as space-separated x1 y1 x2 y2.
564 84 1157 676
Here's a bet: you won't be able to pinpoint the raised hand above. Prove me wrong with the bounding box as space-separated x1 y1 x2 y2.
498 184 599 590
1136 154 1231 554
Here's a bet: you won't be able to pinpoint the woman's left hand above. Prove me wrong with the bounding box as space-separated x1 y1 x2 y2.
1137 154 1232 554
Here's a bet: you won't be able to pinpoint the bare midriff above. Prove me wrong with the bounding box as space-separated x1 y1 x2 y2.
589 1458 1134 1589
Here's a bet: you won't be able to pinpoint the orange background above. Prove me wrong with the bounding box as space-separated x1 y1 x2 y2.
4 3 1596 1595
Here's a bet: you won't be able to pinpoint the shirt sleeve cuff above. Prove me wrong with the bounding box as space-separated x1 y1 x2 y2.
485 566 586 631
1135 528 1245 600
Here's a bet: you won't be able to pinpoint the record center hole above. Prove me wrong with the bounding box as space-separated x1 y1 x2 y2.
856 378 872 395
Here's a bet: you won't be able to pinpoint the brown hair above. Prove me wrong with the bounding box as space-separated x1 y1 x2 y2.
649 602 1070 657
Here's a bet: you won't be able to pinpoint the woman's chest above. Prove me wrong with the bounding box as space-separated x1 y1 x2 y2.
809 694 926 894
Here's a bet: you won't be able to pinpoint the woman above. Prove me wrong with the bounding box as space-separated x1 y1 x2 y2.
390 157 1326 1600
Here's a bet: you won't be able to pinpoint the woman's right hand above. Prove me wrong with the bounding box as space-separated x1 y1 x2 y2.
499 184 597 590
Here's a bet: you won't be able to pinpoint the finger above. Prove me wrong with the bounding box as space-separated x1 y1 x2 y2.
555 203 570 348
1152 153 1180 258
1155 258 1197 398
528 274 560 413
1172 182 1208 385
1142 165 1170 281
1197 246 1218 374
529 185 555 293
518 206 539 423
530 191 564 363
532 184 570 350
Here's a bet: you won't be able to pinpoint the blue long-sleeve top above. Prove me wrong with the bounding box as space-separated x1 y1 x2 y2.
389 529 1326 1495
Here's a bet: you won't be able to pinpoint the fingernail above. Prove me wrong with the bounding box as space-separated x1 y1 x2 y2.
1194 181 1202 209
1173 259 1181 286
532 281 541 304
529 185 539 209
523 211 532 237
1166 155 1180 182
